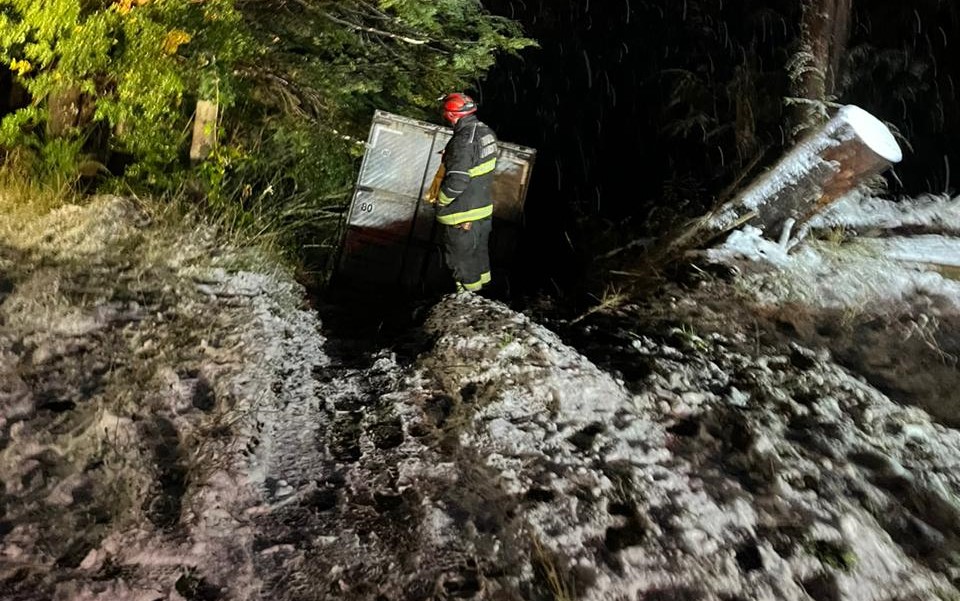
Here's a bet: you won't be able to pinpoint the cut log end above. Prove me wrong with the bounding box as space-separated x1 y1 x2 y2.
643 105 907 267
837 105 903 163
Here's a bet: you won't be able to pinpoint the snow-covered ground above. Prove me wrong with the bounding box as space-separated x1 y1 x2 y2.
708 193 960 310
2 193 960 600
239 183 960 599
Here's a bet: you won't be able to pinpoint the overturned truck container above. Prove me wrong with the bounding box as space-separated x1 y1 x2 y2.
337 110 536 295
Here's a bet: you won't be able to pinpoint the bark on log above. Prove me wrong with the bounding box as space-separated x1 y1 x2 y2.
648 105 903 263
792 0 853 136
190 99 219 162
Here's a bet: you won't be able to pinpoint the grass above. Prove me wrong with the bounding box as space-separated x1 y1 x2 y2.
0 170 77 244
670 322 711 353
530 532 577 601
570 285 630 324
159 176 348 284
937 265 960 282
805 539 858 573
819 224 850 247
1 144 338 285
902 313 958 366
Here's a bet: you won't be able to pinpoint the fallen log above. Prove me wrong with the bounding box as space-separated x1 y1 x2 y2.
647 105 903 264
854 236 960 270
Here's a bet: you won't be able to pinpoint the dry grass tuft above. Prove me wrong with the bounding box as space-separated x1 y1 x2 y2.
570 285 630 324
530 533 576 601
0 173 75 244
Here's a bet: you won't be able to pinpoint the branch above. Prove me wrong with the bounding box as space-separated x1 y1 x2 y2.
319 11 428 45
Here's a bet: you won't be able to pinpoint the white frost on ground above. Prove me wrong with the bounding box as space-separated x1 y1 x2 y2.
6 193 960 600
409 293 960 600
708 193 960 311
0 197 328 600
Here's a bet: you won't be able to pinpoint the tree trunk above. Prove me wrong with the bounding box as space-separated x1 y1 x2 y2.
190 99 219 162
792 0 853 136
648 105 902 262
732 63 759 163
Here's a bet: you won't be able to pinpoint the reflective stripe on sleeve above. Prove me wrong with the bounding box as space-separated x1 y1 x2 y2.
468 158 497 177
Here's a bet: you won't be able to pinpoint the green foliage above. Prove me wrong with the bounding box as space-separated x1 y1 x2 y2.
0 0 533 270
670 322 710 354
239 0 533 124
1 0 249 169
190 116 358 257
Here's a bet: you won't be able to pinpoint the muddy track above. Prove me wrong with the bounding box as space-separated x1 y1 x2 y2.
245 300 539 600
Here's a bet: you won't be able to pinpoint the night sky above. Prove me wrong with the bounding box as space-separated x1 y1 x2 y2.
475 0 960 295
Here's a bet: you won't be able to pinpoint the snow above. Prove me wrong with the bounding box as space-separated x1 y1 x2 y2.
707 105 903 232
410 292 960 600
838 105 903 163
242 188 960 599
809 193 960 233
857 235 960 267
719 234 960 311
710 193 960 310
707 225 794 267
9 194 960 600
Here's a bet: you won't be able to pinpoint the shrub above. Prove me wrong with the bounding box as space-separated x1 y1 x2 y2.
1 0 533 268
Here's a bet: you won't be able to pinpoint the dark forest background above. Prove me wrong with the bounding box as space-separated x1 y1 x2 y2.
477 0 960 295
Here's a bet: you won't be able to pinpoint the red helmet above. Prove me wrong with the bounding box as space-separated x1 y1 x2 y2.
441 92 477 124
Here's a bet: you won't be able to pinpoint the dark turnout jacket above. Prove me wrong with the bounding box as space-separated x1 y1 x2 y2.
436 114 498 226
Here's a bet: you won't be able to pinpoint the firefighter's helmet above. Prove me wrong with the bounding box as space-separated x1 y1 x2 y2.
441 92 477 125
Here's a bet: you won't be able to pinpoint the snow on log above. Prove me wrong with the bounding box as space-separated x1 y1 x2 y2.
854 236 960 269
714 105 902 235
647 105 903 264
807 194 960 237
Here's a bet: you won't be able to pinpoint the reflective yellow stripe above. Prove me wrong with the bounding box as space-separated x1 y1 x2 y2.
438 190 455 206
457 272 490 292
437 204 493 225
468 158 497 177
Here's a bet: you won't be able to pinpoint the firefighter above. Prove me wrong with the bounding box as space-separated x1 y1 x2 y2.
427 92 498 293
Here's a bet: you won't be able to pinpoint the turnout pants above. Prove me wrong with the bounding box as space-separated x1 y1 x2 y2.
443 217 492 292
